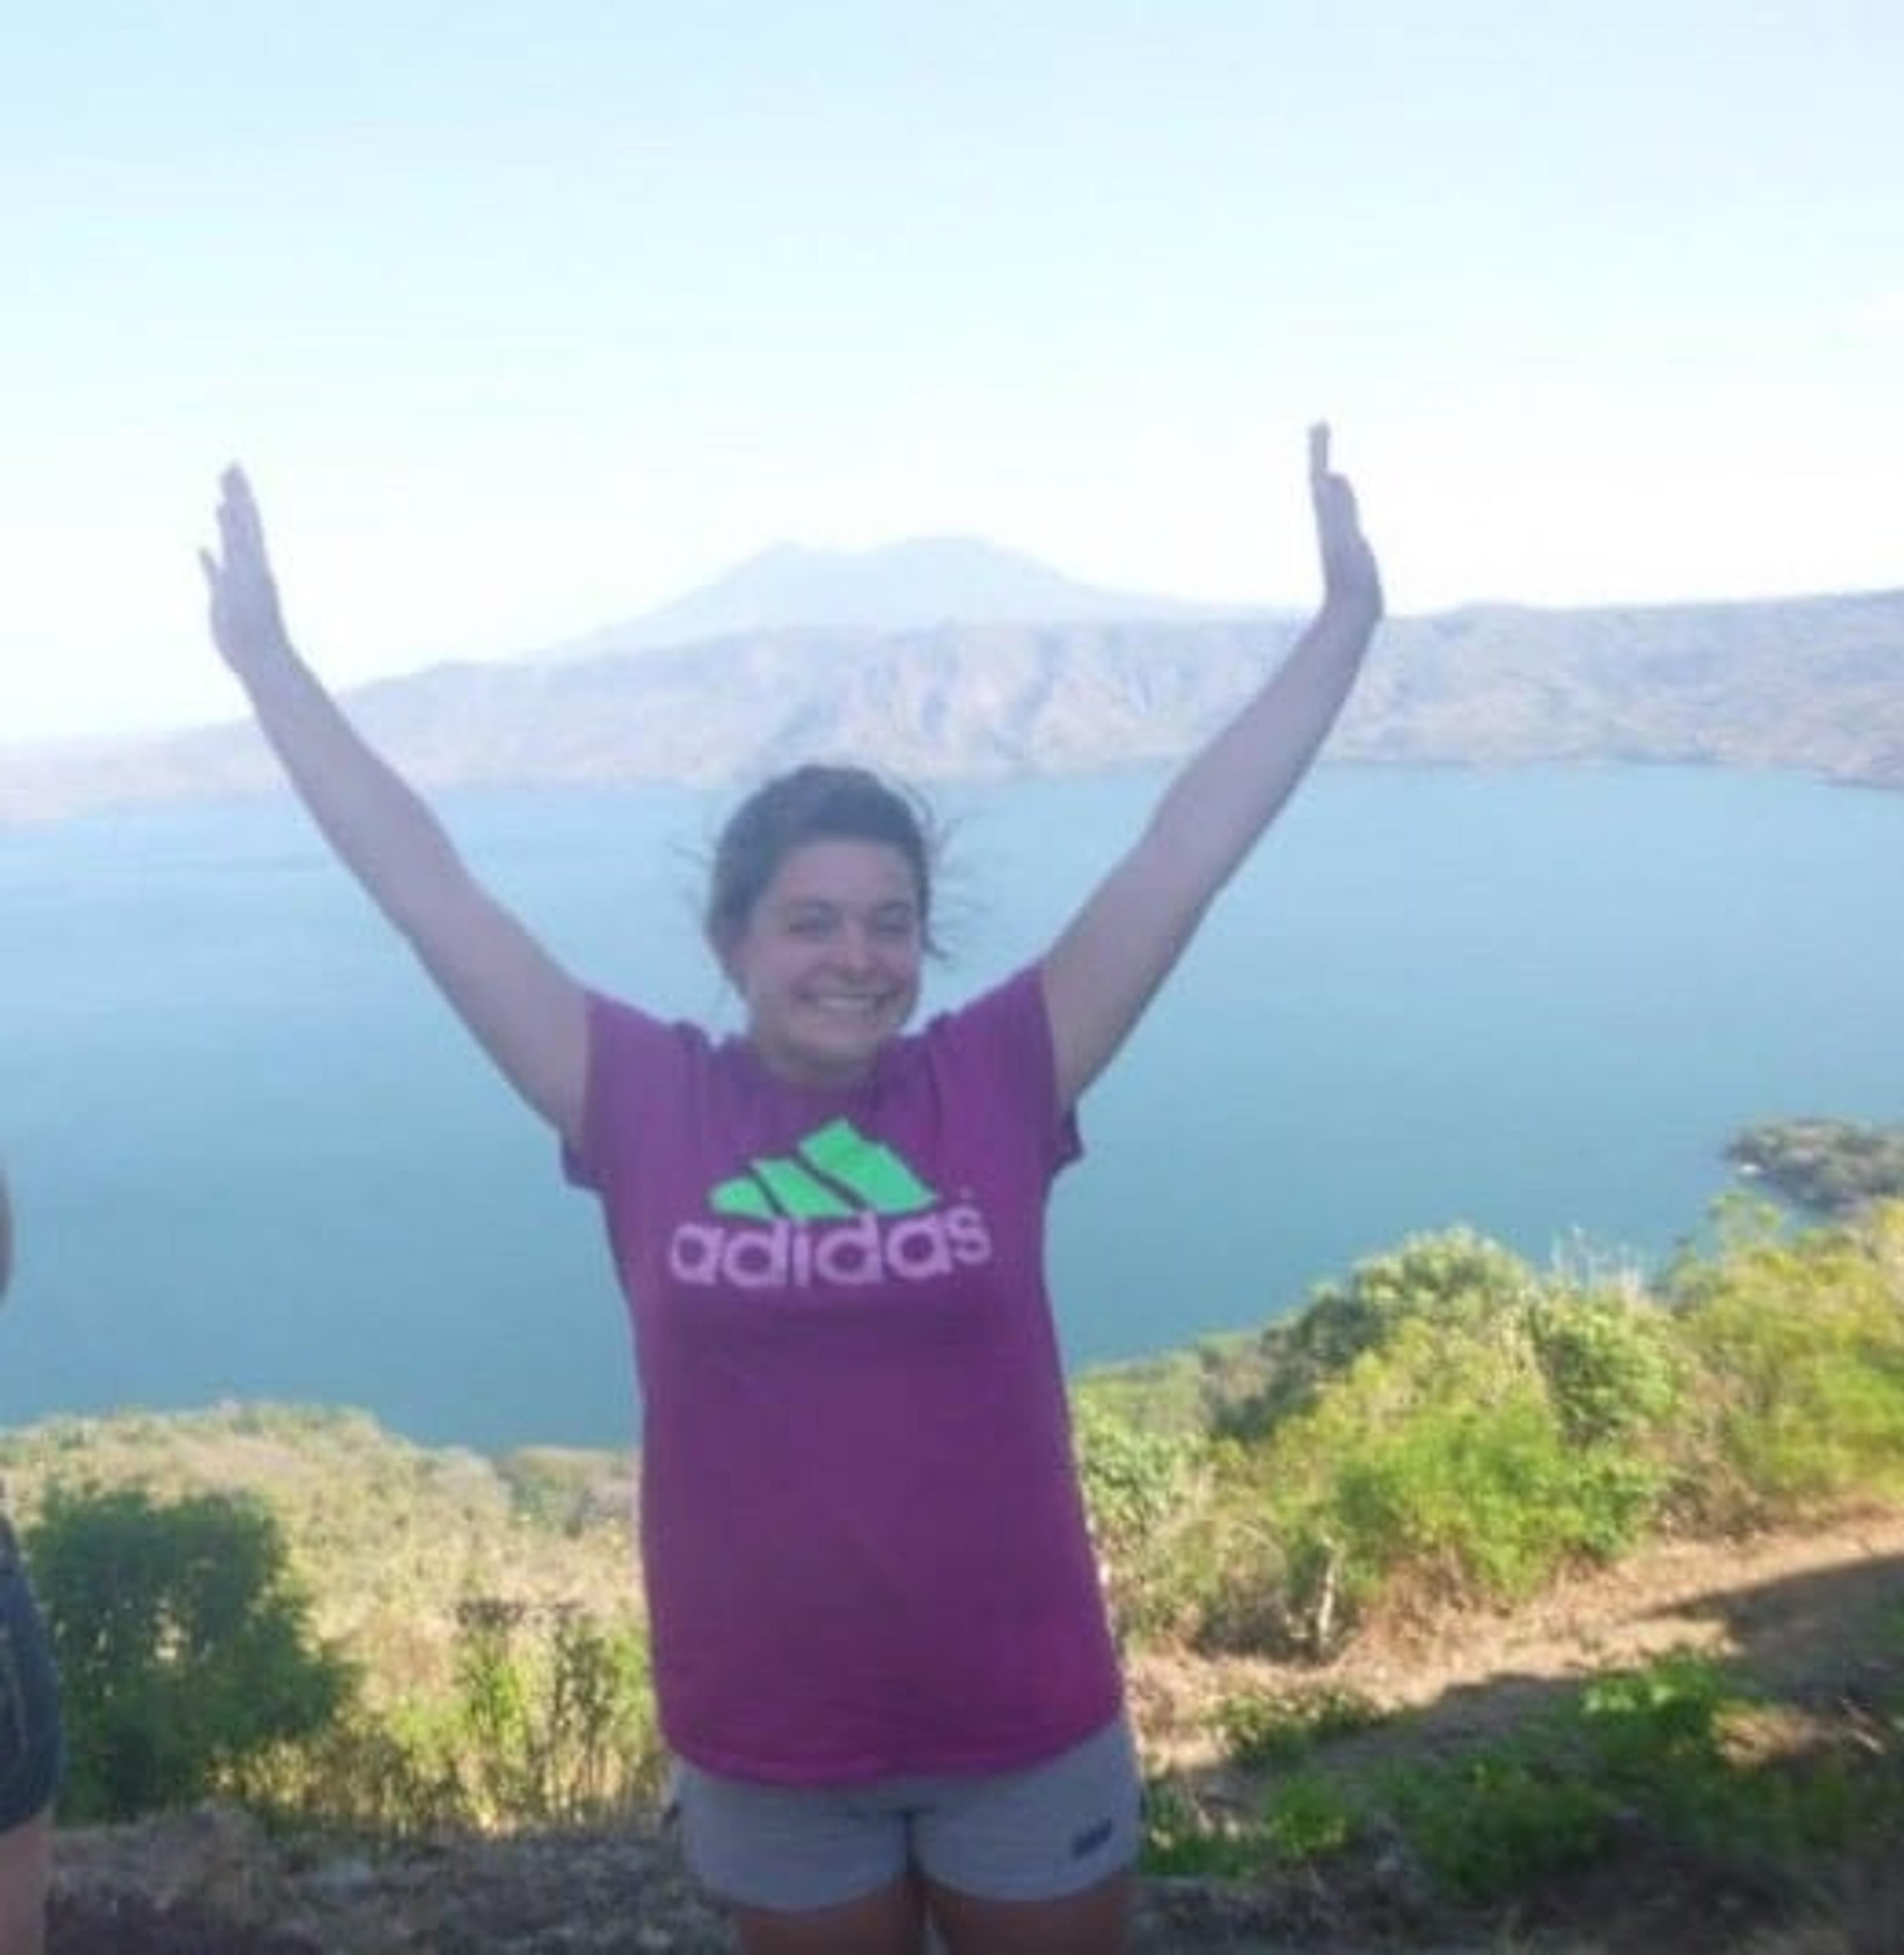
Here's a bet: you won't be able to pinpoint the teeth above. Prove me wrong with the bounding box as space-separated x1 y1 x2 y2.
808 1000 890 1021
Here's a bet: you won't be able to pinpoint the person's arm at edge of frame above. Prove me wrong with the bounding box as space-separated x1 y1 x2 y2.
1040 422 1384 1113
199 467 589 1145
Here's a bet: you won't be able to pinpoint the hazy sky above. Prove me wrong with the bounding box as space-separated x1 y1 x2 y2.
7 1 1900 742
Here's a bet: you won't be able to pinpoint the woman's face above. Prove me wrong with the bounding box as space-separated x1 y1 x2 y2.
720 837 925 1088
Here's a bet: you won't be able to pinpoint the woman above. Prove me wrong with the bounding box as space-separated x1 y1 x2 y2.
199 425 1382 1954
0 1168 61 1955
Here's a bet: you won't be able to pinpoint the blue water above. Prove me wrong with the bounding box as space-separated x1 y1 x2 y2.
3 765 1900 1451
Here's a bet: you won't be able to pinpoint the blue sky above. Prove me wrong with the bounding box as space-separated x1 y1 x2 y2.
6 1 1900 742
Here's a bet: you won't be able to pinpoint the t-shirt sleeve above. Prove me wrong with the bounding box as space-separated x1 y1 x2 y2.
561 991 684 1198
934 964 1083 1180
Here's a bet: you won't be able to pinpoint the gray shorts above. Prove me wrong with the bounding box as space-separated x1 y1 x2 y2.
670 1715 1141 1913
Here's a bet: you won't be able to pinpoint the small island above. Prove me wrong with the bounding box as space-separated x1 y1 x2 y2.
1727 1117 1904 1217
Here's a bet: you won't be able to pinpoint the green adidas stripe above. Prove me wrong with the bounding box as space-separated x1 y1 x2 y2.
754 1156 856 1219
709 1175 778 1219
798 1118 936 1214
704 1118 939 1220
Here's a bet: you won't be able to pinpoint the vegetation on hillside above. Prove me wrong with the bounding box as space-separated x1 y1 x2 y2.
28 1486 353 1820
1068 1193 1904 1944
4 1188 1902 1947
0 1406 652 1834
1073 1199 1904 1651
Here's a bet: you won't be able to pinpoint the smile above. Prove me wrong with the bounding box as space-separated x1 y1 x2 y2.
805 994 892 1017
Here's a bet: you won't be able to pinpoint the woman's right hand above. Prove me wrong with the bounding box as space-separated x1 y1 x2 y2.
200 466 295 675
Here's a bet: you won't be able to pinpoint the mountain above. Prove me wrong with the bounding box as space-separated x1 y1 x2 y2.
3 546 1902 822
530 535 1222 662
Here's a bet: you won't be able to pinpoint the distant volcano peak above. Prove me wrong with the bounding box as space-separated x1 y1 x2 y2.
531 534 1221 663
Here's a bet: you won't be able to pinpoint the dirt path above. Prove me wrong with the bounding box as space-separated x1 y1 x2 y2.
1129 1506 1904 1771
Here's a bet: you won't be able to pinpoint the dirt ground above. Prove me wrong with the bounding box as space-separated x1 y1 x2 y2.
48 1510 1904 1953
1130 1506 1904 1770
1127 1506 1904 1953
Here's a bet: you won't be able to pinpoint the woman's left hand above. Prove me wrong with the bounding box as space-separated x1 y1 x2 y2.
199 466 296 677
1309 422 1383 623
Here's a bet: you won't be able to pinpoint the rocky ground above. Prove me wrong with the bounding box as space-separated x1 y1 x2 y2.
47 1512 1904 1953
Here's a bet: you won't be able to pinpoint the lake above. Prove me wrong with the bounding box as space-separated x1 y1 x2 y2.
3 763 1900 1451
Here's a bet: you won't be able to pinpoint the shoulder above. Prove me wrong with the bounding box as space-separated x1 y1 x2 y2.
912 966 1077 1162
916 964 1051 1067
567 994 731 1192
586 991 710 1065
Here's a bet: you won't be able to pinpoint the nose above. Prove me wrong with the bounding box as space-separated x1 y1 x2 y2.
833 922 880 973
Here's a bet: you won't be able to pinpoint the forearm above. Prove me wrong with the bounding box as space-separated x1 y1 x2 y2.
1043 425 1382 1105
234 642 475 941
1043 591 1379 1106
1145 592 1380 891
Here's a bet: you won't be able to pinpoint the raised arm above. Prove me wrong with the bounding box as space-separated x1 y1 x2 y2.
1041 423 1383 1110
200 468 589 1142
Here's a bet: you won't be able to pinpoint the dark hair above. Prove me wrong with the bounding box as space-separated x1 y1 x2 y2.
706 765 936 950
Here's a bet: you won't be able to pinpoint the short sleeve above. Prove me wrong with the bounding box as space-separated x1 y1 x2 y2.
561 991 687 1197
928 965 1082 1180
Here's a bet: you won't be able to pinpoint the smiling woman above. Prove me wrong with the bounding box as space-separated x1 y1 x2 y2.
194 427 1381 1952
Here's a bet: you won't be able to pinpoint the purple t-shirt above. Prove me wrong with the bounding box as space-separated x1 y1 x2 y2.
565 965 1123 1784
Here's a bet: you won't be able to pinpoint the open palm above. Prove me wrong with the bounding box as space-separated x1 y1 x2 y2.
199 466 292 673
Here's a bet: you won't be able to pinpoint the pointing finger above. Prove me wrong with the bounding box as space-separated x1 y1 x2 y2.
1308 421 1331 482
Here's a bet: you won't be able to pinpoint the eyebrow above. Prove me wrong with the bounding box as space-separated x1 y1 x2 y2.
777 896 919 921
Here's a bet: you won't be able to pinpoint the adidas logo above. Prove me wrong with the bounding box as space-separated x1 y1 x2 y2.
709 1118 936 1221
668 1118 995 1292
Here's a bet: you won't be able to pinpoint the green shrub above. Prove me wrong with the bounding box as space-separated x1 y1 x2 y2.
1071 1395 1205 1641
1138 1775 1261 1878
1528 1286 1685 1447
1669 1205 1904 1512
1376 1649 1885 1906
27 1483 355 1822
447 1597 662 1827
1221 1229 1545 1440
231 1707 468 1838
1255 1314 1666 1618
1259 1767 1360 1863
1086 1207 1904 1662
1215 1683 1384 1767
1380 1747 1617 1902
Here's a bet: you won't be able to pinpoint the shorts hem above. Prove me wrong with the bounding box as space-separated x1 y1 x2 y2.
920 1844 1140 1906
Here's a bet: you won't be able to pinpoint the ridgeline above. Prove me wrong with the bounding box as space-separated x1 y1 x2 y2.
5 583 1903 822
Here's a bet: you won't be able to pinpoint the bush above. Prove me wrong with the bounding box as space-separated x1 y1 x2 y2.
1215 1683 1383 1767
1668 1202 1904 1514
446 1597 663 1827
1071 1394 1204 1641
1527 1286 1685 1448
27 1483 355 1821
1223 1229 1546 1440
1212 1308 1671 1641
1380 1746 1617 1901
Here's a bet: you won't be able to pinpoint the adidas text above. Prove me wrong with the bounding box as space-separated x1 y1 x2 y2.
667 1205 994 1290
